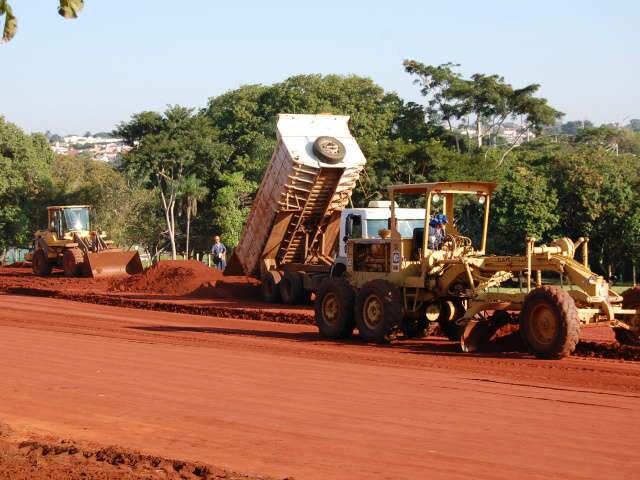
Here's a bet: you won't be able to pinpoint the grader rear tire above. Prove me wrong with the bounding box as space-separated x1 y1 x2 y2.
622 286 640 310
613 328 640 347
63 248 85 277
520 286 580 359
355 280 401 343
616 287 640 346
32 249 52 276
314 278 355 339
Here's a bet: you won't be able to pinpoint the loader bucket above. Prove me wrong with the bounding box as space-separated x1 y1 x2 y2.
85 250 143 278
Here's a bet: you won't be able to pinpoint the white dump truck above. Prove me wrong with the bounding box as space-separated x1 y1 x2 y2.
226 113 366 303
226 113 425 304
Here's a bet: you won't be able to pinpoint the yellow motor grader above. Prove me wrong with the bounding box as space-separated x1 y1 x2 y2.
314 181 640 358
25 205 143 278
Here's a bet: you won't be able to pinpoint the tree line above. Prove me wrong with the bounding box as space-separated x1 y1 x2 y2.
1 62 639 280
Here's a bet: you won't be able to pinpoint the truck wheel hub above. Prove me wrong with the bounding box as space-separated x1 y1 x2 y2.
322 293 339 326
363 295 383 329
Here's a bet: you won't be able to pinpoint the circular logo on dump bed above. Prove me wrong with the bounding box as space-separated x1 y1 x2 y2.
313 136 346 164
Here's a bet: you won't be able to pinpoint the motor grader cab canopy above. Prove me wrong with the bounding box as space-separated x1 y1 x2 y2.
47 205 92 239
387 181 496 255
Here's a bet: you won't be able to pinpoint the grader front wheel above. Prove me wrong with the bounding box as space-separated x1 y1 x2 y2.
355 280 401 343
520 286 580 359
314 278 355 339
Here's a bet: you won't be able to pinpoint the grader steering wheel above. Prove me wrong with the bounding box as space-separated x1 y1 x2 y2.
442 234 474 258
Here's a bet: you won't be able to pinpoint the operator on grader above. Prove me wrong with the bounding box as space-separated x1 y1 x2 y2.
428 213 448 250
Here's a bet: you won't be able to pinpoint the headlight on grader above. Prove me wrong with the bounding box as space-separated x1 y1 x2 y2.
596 282 609 300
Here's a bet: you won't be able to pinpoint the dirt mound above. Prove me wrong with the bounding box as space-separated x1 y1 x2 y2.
0 425 274 480
109 260 259 298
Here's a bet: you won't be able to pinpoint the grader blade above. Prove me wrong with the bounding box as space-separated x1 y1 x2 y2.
85 250 143 278
460 319 492 353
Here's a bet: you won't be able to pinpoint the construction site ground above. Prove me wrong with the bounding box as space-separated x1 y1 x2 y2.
1 262 639 479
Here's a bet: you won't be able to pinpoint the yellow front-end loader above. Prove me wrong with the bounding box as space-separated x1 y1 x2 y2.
25 205 143 278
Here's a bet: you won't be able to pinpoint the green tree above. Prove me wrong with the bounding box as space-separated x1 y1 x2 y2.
404 60 562 160
212 172 257 249
123 188 167 263
1 0 83 42
0 117 54 258
181 175 208 259
491 166 559 253
116 106 229 259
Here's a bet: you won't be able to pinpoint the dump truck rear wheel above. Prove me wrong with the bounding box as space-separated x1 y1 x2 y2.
32 249 52 276
355 280 401 343
261 271 282 303
313 136 346 164
63 248 85 277
520 286 580 359
314 278 355 339
280 271 305 305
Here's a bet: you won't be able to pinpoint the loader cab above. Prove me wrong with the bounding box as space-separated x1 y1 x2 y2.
47 206 91 239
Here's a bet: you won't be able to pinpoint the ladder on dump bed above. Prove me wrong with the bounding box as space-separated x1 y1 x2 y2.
276 166 345 265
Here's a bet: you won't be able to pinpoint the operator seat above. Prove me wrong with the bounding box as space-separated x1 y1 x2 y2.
412 228 424 260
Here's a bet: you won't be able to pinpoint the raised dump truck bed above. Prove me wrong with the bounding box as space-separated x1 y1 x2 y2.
226 113 366 303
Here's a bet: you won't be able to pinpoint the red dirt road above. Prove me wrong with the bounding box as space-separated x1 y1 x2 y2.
1 293 639 479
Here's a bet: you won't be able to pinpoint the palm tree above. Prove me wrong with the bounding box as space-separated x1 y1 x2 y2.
181 176 208 259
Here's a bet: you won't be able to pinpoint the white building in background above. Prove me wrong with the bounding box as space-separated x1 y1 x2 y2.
51 136 130 163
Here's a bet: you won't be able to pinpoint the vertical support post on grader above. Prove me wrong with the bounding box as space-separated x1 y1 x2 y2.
526 237 534 292
582 237 589 269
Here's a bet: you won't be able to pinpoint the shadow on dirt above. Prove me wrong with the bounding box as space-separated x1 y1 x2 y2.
129 324 535 360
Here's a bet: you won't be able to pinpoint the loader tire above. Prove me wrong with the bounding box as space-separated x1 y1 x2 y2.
315 277 355 339
280 271 305 305
520 286 580 359
63 248 85 277
313 136 346 164
32 249 52 277
355 280 401 343
261 271 282 303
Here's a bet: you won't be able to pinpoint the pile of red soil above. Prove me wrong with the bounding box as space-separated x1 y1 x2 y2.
109 260 259 298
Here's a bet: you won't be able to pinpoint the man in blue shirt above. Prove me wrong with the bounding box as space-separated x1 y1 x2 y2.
211 235 227 270
428 214 448 250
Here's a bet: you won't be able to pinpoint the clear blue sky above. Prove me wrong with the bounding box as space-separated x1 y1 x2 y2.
2 0 639 134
